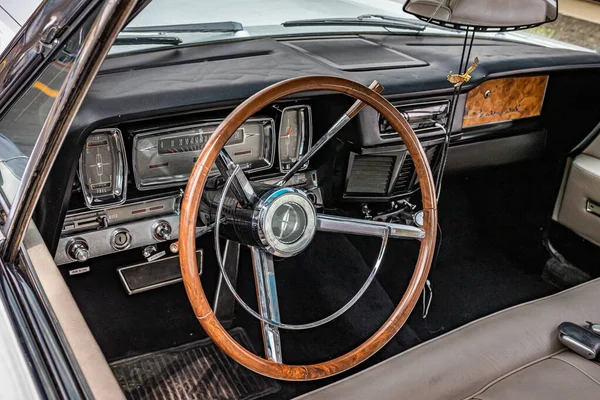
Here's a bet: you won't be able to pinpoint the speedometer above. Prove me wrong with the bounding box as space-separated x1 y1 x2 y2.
133 118 274 190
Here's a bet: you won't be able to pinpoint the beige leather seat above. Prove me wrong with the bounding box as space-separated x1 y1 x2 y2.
298 278 600 400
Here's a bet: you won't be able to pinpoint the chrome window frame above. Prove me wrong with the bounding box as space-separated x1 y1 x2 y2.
0 0 139 397
0 0 138 263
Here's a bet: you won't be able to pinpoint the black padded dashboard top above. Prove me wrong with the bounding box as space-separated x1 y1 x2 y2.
38 33 600 253
73 33 600 136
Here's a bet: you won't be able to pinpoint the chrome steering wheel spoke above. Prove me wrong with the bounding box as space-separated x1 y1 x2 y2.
250 247 283 363
215 149 258 207
316 214 425 240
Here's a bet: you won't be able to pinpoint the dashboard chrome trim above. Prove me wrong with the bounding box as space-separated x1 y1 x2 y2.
378 100 450 141
132 117 276 191
62 193 181 235
54 214 180 265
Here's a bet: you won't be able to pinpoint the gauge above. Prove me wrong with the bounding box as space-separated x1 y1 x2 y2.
78 129 127 208
279 105 312 172
133 118 274 190
157 128 244 155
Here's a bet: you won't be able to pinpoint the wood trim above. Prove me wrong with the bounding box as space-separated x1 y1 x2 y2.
463 75 548 128
178 76 437 380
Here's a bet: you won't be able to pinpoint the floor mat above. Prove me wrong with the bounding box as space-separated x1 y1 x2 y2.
110 328 280 400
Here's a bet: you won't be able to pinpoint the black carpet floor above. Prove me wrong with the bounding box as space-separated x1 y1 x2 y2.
61 160 562 399
351 161 560 341
60 236 220 361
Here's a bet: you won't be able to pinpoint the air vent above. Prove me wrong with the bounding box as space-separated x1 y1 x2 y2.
394 156 415 193
380 101 449 140
426 145 441 165
393 144 443 195
346 155 394 195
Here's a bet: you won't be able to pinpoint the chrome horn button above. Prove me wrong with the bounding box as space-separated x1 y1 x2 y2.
254 188 317 258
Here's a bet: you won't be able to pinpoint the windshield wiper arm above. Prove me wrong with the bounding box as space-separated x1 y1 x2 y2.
113 35 182 46
282 14 424 31
122 21 244 33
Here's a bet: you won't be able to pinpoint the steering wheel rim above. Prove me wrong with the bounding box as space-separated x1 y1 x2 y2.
179 75 437 380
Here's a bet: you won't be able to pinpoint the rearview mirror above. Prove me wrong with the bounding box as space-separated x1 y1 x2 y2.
403 0 558 31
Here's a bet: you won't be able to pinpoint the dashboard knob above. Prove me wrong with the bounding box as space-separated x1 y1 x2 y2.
153 220 172 241
414 210 424 228
67 238 90 262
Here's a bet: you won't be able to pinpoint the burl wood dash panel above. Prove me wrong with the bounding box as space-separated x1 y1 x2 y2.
463 75 548 128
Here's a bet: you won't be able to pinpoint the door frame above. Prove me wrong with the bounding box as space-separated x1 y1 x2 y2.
0 0 138 398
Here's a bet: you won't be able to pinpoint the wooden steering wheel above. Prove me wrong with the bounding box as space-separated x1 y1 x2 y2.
179 76 437 380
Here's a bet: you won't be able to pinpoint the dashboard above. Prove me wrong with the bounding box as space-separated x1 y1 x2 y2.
55 103 317 265
55 94 458 266
40 33 600 276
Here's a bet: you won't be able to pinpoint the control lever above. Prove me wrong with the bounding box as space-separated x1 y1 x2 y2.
558 322 600 360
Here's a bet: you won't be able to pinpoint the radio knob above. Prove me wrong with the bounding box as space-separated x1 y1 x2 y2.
153 220 172 241
67 238 90 262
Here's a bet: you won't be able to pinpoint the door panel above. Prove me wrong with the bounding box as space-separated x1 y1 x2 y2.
555 133 600 246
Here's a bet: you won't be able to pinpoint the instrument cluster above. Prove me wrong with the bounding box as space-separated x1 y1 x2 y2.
132 118 275 190
77 105 312 208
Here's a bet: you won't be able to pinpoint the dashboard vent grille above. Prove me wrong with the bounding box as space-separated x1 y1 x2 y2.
393 144 443 195
380 100 449 140
346 155 394 195
394 156 415 193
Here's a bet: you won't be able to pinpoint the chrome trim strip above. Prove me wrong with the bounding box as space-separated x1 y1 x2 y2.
62 193 181 235
316 214 424 240
250 247 282 363
18 232 92 398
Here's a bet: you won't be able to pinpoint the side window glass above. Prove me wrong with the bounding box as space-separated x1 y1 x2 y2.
0 21 89 207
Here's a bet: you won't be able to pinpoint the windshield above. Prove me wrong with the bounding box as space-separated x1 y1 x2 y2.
113 0 437 54
114 0 597 56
